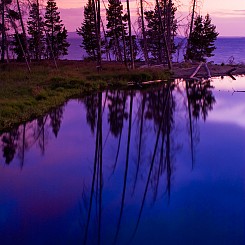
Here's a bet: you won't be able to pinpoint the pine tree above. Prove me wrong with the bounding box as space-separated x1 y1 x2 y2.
144 9 162 63
77 0 97 60
106 0 127 62
44 0 69 59
27 2 45 60
11 33 27 61
203 14 218 59
0 0 12 62
185 14 218 62
144 0 177 64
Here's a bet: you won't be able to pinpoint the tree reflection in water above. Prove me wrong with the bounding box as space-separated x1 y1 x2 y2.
0 79 217 244
0 105 65 166
186 79 216 168
49 106 65 138
187 79 216 121
2 128 19 164
107 90 128 174
83 94 99 135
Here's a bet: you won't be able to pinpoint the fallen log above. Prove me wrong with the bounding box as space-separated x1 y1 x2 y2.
128 79 165 87
190 62 203 79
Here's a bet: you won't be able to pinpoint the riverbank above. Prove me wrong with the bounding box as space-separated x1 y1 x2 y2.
171 63 245 79
0 60 170 132
1 60 245 133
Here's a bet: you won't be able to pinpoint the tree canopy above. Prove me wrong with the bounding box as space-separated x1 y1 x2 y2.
185 14 219 62
44 0 70 59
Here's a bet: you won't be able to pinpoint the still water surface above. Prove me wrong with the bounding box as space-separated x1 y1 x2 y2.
0 77 245 245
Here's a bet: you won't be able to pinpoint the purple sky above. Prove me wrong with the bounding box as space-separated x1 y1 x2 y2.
56 0 245 36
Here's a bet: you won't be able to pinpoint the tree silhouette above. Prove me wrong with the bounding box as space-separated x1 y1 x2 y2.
144 0 177 64
27 2 45 60
49 106 64 137
2 128 19 164
44 0 69 59
77 0 98 60
106 0 127 62
185 14 218 61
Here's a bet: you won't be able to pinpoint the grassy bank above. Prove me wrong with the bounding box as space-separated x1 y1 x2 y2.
0 60 171 132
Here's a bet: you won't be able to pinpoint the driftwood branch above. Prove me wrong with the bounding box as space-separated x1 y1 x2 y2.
190 62 203 79
232 88 245 94
226 68 237 80
204 63 211 78
190 62 212 80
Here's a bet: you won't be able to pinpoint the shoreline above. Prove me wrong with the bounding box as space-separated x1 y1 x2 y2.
171 63 245 79
0 60 244 133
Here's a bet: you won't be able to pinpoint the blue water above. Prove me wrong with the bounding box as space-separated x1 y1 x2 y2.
64 36 245 65
0 76 244 244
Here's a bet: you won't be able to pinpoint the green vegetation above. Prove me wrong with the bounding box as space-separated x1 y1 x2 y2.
0 61 171 132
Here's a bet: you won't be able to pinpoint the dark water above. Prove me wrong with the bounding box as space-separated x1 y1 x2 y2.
65 36 245 64
0 77 245 245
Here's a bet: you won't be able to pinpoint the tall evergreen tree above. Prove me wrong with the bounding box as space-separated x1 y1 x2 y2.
0 0 12 62
11 33 27 61
106 0 127 62
185 14 218 62
16 0 29 60
77 0 97 60
44 0 69 59
27 2 45 60
144 0 177 64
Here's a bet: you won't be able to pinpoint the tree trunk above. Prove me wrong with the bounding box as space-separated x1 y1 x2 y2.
96 0 102 69
100 18 111 61
156 0 172 69
7 13 31 72
37 0 41 60
119 13 128 69
186 0 197 58
16 0 30 61
126 0 135 69
91 0 101 70
167 0 172 55
140 0 149 65
1 0 5 62
189 0 197 38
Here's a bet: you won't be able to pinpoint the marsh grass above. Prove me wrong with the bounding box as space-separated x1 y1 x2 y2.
0 60 170 132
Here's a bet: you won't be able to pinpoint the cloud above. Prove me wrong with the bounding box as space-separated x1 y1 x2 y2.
233 9 245 14
210 9 245 18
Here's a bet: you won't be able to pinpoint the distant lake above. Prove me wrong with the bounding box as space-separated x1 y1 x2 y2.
0 76 245 244
64 36 245 64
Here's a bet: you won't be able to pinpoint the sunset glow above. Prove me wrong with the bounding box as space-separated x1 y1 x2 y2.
55 0 245 36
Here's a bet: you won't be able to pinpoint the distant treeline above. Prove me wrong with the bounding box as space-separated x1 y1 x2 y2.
0 0 218 70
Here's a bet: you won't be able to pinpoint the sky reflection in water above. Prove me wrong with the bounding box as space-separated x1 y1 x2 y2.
0 77 244 245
